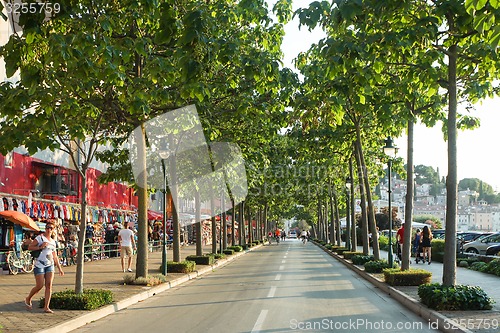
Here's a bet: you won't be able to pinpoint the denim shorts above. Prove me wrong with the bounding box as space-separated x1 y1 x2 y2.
34 265 55 276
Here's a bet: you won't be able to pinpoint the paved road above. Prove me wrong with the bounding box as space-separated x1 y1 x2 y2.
73 240 437 333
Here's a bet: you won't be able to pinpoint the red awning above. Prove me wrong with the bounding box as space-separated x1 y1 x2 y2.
147 210 163 220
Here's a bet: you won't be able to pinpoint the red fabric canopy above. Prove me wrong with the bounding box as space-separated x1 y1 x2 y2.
147 210 163 220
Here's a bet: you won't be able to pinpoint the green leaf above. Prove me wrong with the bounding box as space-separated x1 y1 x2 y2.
488 25 500 48
358 94 365 104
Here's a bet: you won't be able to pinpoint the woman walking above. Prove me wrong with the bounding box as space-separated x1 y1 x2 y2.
421 226 433 265
25 221 64 313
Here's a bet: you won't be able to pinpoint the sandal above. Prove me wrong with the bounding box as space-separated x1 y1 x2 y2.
44 309 54 314
24 299 32 311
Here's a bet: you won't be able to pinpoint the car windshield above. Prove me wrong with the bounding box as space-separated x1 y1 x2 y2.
478 234 494 241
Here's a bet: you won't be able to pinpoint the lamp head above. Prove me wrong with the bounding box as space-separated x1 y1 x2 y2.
345 177 352 189
383 136 397 157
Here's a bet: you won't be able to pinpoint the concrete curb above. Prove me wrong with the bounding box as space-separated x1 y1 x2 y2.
316 243 473 333
37 245 261 333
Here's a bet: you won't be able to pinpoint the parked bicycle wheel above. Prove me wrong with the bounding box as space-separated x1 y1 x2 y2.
22 251 34 273
6 252 21 275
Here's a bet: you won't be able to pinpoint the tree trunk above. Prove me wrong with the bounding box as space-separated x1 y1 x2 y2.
333 191 341 246
135 123 148 278
231 199 236 246
345 185 351 249
329 184 335 245
354 141 368 255
239 201 244 246
443 42 458 286
349 155 357 252
211 197 217 254
356 137 380 260
75 172 87 294
195 190 202 256
263 202 268 242
246 204 252 245
402 118 415 270
317 198 323 241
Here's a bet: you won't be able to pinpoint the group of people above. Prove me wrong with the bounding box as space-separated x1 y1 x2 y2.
396 223 433 264
23 220 136 314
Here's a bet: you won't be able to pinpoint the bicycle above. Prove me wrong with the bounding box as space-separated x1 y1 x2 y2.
6 242 34 275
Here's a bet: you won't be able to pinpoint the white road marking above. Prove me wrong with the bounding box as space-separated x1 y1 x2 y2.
281 260 286 263
251 309 269 333
279 265 284 270
267 286 277 298
275 274 281 281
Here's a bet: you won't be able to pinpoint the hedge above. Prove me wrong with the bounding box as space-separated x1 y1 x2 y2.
383 268 432 286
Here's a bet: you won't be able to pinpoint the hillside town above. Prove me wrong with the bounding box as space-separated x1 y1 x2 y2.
377 177 500 232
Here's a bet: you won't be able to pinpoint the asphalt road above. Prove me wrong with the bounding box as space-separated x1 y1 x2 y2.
72 240 438 333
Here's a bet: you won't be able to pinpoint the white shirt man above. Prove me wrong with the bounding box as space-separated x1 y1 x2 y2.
118 222 136 272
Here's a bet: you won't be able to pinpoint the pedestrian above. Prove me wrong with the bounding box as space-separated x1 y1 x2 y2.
118 221 136 272
300 230 308 244
274 229 281 243
268 231 273 244
421 225 433 264
396 223 405 260
104 224 116 257
413 229 422 262
25 221 64 313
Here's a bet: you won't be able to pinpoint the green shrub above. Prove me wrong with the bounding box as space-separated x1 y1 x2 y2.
431 239 445 252
458 260 469 268
378 235 390 251
483 258 500 276
457 257 479 266
123 274 167 286
429 239 445 263
212 253 226 260
40 289 113 310
160 260 196 273
418 283 494 310
223 249 235 255
227 245 243 252
185 254 215 265
364 260 394 273
470 261 488 272
343 251 364 260
335 248 349 255
325 244 333 250
383 268 432 286
351 255 374 265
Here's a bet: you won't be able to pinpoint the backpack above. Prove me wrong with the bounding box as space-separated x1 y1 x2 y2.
30 235 46 259
30 249 42 259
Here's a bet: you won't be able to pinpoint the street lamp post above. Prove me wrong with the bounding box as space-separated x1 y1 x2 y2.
159 152 169 276
383 136 397 267
345 177 352 250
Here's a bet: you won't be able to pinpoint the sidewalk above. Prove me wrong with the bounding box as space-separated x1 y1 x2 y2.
0 244 236 333
340 247 500 333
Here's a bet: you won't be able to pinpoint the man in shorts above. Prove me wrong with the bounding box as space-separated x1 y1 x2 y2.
118 221 137 272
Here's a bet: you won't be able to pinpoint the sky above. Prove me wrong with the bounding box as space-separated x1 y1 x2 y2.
278 0 500 191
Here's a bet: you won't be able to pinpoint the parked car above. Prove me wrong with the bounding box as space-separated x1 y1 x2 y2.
379 230 397 240
432 229 445 239
457 231 491 244
486 244 500 256
463 232 500 254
